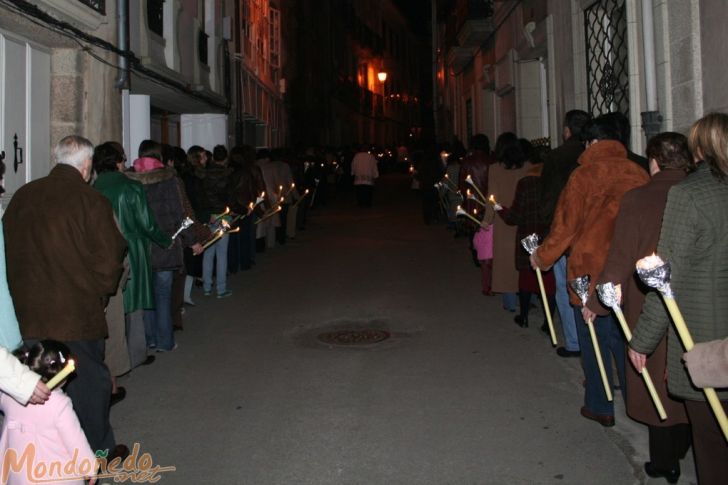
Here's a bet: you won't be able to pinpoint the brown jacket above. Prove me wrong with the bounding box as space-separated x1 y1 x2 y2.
535 140 649 305
3 164 127 341
591 169 688 426
489 162 532 292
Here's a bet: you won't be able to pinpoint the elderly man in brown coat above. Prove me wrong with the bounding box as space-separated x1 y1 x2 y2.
3 135 128 458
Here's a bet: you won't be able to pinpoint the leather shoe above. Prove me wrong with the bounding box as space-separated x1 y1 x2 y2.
514 315 528 328
140 355 155 366
556 347 581 358
644 462 679 484
110 387 126 407
107 444 130 462
580 406 614 427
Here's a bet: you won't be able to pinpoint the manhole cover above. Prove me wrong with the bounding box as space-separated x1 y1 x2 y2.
317 329 391 346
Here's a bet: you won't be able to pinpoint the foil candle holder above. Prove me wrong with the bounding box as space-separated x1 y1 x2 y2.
171 217 193 240
635 254 728 440
520 233 539 255
520 234 557 346
596 282 667 420
570 274 613 401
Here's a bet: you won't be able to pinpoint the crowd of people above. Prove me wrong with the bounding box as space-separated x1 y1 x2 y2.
0 136 339 483
0 112 726 483
418 112 728 484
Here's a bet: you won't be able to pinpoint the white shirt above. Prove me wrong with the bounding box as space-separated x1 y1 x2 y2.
351 152 379 186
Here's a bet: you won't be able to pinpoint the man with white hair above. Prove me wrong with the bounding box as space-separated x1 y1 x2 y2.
3 135 128 458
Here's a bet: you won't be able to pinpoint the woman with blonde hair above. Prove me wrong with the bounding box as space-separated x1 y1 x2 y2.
630 113 728 485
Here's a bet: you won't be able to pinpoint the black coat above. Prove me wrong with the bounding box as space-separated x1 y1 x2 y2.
537 137 584 228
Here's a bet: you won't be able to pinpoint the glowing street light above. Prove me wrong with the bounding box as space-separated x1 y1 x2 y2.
377 71 388 83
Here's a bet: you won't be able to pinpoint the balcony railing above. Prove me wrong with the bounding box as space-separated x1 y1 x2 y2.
454 0 494 47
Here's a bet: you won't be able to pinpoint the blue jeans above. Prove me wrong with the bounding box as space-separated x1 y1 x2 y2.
203 234 229 294
574 307 626 416
501 293 517 312
143 270 175 351
554 255 579 351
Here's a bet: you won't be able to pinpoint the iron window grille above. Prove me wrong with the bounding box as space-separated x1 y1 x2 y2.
198 29 209 66
584 0 629 117
147 0 164 37
77 0 105 14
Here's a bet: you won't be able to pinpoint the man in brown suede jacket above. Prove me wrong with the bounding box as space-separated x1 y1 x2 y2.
531 115 649 426
4 135 127 458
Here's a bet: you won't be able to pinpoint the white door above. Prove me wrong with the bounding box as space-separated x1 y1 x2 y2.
0 31 50 205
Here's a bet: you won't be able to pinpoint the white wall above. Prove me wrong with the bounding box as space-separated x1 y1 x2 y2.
180 114 228 151
127 94 151 163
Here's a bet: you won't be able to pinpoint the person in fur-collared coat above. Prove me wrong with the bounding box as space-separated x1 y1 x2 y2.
531 116 649 426
126 140 206 353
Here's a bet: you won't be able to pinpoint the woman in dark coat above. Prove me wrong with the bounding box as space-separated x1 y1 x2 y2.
228 145 266 269
590 132 691 482
497 142 555 330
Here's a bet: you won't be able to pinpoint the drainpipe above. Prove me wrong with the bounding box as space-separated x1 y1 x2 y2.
114 0 128 89
640 0 661 143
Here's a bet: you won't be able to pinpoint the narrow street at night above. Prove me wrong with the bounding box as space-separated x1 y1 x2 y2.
110 174 693 485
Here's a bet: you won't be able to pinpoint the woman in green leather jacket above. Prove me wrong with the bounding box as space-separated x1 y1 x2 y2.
93 143 171 370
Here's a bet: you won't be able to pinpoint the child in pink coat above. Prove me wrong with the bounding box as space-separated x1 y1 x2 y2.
0 341 97 484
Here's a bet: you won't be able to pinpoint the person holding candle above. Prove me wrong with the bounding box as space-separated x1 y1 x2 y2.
126 140 205 352
537 109 591 358
495 143 556 331
180 146 208 305
459 135 495 271
489 134 533 312
269 149 296 245
1 341 97 484
530 115 649 427
629 113 728 484
4 135 128 458
588 132 692 481
228 145 263 272
198 145 234 299
256 149 283 248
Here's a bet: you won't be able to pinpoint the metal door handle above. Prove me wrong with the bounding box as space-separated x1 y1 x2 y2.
13 133 23 173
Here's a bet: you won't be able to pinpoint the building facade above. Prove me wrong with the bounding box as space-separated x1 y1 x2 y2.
233 0 288 149
0 0 121 203
289 0 430 148
436 0 727 153
0 0 290 207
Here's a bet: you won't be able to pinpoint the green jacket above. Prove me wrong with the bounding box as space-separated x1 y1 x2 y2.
94 171 172 312
631 164 728 401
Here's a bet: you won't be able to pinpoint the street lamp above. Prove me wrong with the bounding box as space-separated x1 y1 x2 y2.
377 71 388 83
